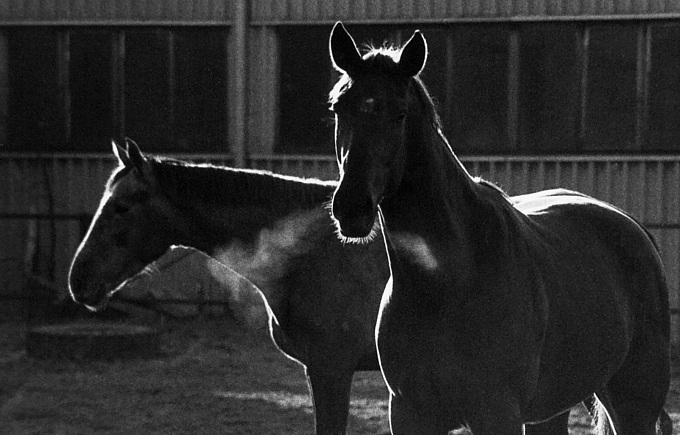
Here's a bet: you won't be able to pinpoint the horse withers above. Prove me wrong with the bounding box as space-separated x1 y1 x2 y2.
329 22 671 434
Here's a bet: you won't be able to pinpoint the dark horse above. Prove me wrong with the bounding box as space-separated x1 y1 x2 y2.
68 140 389 434
329 22 671 434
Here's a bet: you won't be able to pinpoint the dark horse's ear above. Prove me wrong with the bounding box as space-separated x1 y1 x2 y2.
329 22 363 76
398 30 427 78
112 140 131 167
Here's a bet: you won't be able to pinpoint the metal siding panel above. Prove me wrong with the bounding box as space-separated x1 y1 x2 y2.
290 0 305 21
482 0 498 16
598 0 616 15
400 0 416 19
244 0 680 24
334 0 350 19
274 0 291 22
383 0 400 19
247 27 278 156
367 0 382 20
307 0 321 21
416 0 433 19
252 0 272 22
321 0 339 20
439 0 456 17
514 0 531 15
0 0 232 23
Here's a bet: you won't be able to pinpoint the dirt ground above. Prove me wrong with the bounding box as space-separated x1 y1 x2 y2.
0 316 678 434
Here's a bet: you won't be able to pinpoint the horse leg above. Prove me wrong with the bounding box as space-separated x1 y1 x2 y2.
524 410 570 435
658 408 673 435
594 340 670 435
389 393 455 435
596 386 670 435
305 369 354 435
464 394 525 435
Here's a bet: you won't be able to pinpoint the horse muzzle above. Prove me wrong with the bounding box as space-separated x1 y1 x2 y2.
68 264 111 312
331 192 378 239
69 281 111 312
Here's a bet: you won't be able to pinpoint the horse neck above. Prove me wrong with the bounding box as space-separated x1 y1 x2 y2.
157 163 334 314
157 164 329 250
381 113 481 277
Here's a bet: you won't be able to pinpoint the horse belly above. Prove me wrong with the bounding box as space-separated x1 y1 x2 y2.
526 282 633 419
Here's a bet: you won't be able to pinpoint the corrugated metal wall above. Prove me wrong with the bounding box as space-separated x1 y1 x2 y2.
2 154 679 346
2 0 680 25
250 0 680 24
0 0 232 24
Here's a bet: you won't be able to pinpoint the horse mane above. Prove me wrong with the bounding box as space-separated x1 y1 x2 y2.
123 155 336 212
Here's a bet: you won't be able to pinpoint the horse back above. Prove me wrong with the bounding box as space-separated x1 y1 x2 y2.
512 189 670 414
518 189 668 330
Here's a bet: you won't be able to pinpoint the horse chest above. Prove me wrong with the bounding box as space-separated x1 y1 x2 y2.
376 252 545 402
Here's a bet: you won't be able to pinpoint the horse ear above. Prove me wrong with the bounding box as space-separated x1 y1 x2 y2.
125 138 147 174
112 140 131 167
124 138 156 185
330 22 362 75
398 30 427 77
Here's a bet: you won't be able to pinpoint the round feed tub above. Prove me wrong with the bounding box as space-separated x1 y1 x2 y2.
26 323 161 360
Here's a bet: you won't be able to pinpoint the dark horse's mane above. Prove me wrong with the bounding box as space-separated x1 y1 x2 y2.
112 154 336 211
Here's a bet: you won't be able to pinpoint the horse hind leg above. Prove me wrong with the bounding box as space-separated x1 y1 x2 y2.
593 361 670 435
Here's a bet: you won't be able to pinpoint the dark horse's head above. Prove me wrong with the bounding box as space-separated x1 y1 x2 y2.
328 22 427 243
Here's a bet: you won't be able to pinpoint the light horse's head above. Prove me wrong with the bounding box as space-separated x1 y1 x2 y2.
328 22 428 243
68 140 184 311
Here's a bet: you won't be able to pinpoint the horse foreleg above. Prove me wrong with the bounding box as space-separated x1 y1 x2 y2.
389 391 525 435
305 369 354 435
658 408 673 435
464 394 525 435
389 392 455 435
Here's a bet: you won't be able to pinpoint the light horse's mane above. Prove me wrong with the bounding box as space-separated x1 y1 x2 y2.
110 154 336 212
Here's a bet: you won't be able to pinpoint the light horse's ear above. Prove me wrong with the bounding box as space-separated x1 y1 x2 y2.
124 138 147 171
112 140 131 167
329 22 363 76
398 30 427 78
